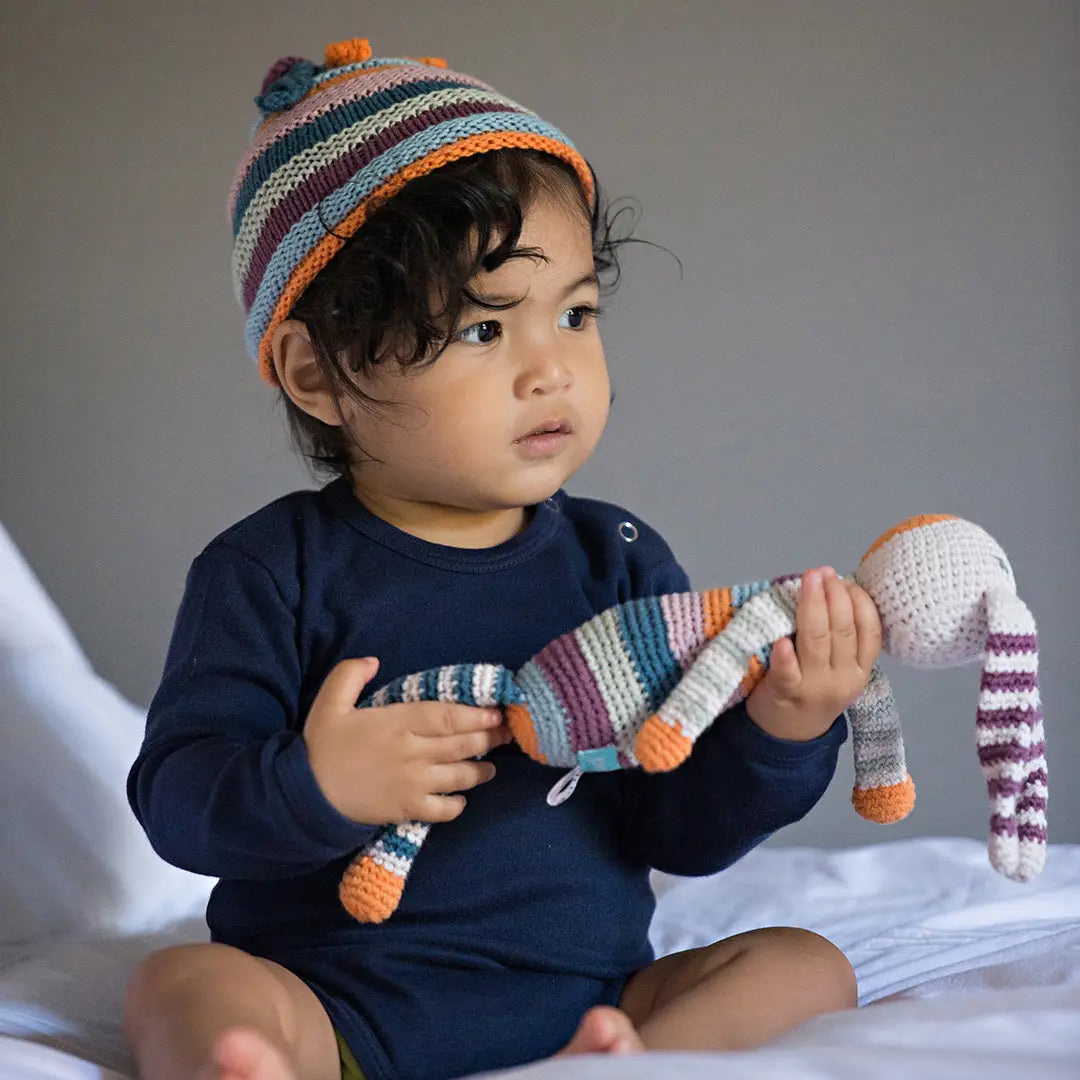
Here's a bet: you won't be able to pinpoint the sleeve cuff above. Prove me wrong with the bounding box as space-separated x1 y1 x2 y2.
722 707 848 766
273 732 381 852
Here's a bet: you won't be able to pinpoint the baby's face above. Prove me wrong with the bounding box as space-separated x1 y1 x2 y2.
342 190 611 524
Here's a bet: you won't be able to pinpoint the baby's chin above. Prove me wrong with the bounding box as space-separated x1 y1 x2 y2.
477 469 577 511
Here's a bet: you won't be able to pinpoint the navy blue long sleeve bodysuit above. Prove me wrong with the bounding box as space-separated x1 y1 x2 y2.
128 478 846 1080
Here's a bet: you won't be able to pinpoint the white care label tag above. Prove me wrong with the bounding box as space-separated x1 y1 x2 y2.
546 765 583 806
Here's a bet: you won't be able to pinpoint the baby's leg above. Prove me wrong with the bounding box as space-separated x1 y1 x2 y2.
124 943 341 1080
617 926 856 1051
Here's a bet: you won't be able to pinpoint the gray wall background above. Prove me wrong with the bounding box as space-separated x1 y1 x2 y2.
3 1 1077 850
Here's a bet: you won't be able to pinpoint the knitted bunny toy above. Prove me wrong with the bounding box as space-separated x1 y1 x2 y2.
340 514 1046 923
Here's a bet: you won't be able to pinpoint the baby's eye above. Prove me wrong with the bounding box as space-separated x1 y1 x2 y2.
559 305 601 330
457 320 502 345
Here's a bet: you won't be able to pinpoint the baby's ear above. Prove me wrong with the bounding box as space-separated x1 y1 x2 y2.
271 319 342 425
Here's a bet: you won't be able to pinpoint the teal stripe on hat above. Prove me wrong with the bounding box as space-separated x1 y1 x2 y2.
311 56 433 87
244 110 580 359
232 77 484 234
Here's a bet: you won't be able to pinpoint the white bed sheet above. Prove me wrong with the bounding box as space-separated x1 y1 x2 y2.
1 837 1077 1080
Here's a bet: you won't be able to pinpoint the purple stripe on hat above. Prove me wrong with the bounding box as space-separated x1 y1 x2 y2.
232 65 496 212
980 669 1039 693
537 636 617 754
243 98 525 307
985 632 1038 655
1019 822 1049 842
978 741 1046 766
976 706 1043 729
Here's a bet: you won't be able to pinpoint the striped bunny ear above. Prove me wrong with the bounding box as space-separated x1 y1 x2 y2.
979 586 1047 881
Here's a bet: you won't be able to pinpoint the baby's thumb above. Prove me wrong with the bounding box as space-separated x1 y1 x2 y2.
317 656 381 711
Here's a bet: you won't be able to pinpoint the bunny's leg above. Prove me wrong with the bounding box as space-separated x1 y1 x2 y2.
338 663 514 922
847 664 915 822
339 822 431 923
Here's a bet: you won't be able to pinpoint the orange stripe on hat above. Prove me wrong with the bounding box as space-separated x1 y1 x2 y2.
257 131 595 384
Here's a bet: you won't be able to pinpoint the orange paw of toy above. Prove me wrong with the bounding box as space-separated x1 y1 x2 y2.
851 775 917 823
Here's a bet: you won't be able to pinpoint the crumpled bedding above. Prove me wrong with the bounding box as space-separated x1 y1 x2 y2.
1 837 1077 1080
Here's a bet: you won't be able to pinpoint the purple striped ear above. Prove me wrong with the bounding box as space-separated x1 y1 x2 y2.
979 586 1046 881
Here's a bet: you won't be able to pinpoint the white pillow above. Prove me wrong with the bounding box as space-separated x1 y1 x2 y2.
0 522 213 944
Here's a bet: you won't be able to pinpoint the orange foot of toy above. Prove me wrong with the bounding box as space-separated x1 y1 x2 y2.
506 703 546 764
852 774 916 823
339 857 405 923
636 713 694 772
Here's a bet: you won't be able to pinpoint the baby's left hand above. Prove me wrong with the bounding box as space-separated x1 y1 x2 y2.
745 566 882 742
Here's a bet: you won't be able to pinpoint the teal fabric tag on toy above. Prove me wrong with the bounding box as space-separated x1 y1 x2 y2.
577 746 620 772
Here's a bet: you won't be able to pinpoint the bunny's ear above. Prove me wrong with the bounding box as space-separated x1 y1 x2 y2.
979 586 1047 881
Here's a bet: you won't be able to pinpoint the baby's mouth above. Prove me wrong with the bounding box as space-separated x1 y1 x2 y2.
515 420 571 442
513 419 573 457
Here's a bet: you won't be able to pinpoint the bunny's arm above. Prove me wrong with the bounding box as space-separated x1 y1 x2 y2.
619 575 849 874
635 578 802 769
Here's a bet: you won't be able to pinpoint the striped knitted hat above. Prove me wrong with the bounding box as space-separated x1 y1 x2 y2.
227 37 595 385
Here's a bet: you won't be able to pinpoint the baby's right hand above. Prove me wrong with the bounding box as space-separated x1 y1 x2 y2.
302 657 513 826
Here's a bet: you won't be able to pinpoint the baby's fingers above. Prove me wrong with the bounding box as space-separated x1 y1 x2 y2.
417 793 469 823
408 702 504 738
769 636 802 690
416 762 498 823
429 725 513 764
796 569 832 670
848 583 884 670
312 657 381 714
822 568 857 668
428 761 497 795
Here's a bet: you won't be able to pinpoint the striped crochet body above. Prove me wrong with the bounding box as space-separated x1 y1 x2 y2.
340 577 795 922
337 514 1045 923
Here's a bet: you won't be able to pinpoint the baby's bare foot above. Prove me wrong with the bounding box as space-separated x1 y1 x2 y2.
557 1005 646 1056
199 1028 298 1080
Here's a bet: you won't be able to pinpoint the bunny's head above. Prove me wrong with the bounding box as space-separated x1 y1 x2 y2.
854 514 1046 881
854 514 1018 668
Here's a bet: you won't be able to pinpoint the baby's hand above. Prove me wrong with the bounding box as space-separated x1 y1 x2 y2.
303 657 512 825
745 567 882 741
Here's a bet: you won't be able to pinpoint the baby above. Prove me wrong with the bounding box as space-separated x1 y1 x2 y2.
124 37 878 1080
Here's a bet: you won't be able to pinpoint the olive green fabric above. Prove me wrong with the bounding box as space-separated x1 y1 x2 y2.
334 1028 366 1080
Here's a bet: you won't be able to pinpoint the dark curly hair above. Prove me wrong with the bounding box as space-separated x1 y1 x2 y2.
283 148 644 478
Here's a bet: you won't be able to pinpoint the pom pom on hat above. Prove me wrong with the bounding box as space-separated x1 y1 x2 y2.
324 38 373 67
253 58 317 118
